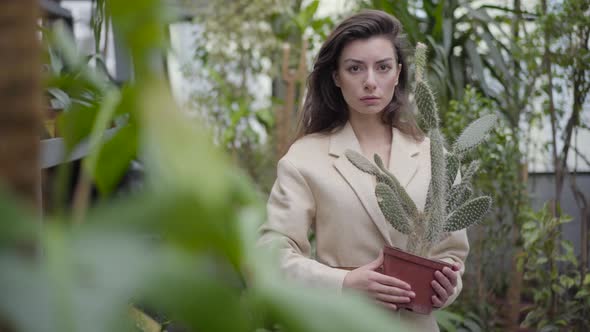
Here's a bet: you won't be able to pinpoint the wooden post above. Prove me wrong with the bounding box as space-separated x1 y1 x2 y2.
506 162 528 331
0 0 42 208
276 38 308 158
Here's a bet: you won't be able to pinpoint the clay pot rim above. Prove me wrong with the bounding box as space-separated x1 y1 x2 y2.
383 245 454 270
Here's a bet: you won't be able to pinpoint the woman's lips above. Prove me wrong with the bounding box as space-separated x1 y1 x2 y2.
360 96 380 105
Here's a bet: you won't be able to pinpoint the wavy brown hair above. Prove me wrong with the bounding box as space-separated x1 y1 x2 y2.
294 10 424 142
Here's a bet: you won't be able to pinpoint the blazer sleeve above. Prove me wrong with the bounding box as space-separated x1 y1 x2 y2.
429 229 469 308
428 169 470 309
258 158 349 292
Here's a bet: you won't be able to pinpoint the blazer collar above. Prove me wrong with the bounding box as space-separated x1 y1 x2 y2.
330 121 421 243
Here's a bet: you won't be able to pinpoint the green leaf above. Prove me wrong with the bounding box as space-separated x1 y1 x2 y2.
47 88 71 109
139 80 244 265
480 28 510 80
141 252 252 332
464 38 495 99
300 0 319 26
435 309 463 332
0 189 38 247
536 256 548 265
255 108 274 131
93 123 138 196
57 101 100 152
255 278 407 332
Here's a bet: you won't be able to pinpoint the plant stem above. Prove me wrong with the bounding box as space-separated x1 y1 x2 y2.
72 89 121 223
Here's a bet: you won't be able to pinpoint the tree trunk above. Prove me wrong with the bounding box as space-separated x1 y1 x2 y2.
540 0 560 320
0 2 41 331
506 162 528 331
0 0 42 207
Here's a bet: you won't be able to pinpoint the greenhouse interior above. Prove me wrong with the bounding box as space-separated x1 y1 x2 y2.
0 0 589 331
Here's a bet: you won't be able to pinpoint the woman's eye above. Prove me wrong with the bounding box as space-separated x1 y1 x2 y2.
378 64 392 71
348 65 361 72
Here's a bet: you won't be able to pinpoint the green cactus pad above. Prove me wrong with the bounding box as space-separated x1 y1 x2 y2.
446 160 479 212
373 154 419 218
414 42 428 82
375 182 412 234
345 150 380 176
426 129 447 243
458 185 473 208
453 114 497 156
415 81 440 131
462 160 481 183
446 154 460 190
447 183 473 213
424 181 433 215
444 196 492 232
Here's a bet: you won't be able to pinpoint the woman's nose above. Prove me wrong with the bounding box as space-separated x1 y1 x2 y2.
363 70 376 91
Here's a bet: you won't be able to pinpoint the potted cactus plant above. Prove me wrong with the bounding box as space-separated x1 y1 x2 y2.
345 43 496 314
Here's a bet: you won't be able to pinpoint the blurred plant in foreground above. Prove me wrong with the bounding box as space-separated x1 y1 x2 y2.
0 1 407 331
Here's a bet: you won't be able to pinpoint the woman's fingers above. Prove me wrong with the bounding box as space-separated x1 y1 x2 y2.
374 292 412 304
372 272 412 290
435 270 455 294
432 295 444 307
364 251 384 270
431 280 448 304
375 299 398 311
441 266 458 287
370 281 415 297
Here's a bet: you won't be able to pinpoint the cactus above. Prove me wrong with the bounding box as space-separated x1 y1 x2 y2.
344 42 496 257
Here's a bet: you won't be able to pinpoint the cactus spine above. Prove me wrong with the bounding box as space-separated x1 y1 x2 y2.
345 43 495 257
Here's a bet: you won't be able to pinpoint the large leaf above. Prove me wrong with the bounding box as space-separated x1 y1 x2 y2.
480 28 510 81
93 123 138 196
56 101 99 152
464 38 495 99
0 224 252 332
435 309 463 332
0 189 37 247
254 279 408 332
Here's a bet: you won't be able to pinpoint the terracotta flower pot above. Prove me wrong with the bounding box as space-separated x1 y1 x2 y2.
382 245 453 314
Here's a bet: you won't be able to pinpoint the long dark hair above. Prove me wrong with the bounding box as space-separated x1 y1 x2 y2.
294 10 424 142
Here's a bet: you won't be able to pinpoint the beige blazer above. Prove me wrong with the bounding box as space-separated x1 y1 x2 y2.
259 122 469 331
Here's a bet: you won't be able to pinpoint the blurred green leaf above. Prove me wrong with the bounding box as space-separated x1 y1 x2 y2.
254 279 406 332
295 0 319 30
83 89 121 178
93 123 138 196
0 189 37 247
435 309 463 331
57 101 99 151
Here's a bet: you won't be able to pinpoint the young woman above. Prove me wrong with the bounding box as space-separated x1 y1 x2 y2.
258 10 469 331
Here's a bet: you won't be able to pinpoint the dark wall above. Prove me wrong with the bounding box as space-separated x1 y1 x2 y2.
528 172 590 263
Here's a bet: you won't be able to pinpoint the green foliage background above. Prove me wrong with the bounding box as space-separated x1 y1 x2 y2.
1 0 589 331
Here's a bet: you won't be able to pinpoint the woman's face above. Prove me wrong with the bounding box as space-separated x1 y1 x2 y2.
333 36 401 117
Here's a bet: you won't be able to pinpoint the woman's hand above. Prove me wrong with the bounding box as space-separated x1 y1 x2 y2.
431 263 461 308
343 251 415 311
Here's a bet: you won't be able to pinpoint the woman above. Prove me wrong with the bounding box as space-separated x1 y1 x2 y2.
258 10 469 331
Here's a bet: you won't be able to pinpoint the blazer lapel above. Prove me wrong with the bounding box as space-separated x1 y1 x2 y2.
329 123 422 244
389 128 421 188
330 123 392 244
